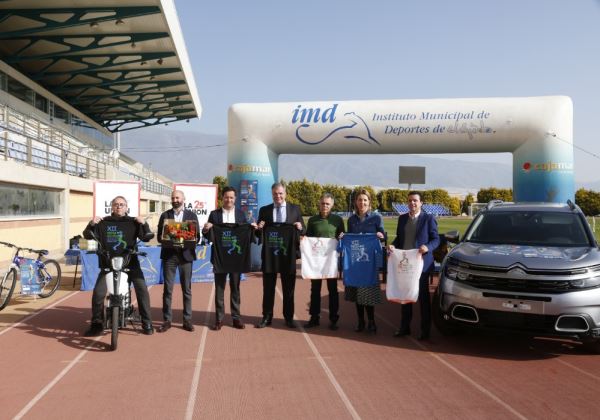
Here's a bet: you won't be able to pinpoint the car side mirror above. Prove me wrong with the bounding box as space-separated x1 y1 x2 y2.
444 230 460 244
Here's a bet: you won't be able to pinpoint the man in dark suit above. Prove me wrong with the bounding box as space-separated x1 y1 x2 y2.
157 190 199 332
255 182 305 328
203 186 255 331
389 191 440 340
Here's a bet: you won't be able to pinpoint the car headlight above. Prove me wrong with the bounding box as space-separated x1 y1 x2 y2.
570 276 600 289
110 256 124 271
444 266 470 281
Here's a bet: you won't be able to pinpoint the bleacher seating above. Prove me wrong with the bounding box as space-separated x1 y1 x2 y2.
392 202 451 216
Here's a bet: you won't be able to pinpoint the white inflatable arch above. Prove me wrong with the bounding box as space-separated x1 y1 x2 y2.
227 96 573 216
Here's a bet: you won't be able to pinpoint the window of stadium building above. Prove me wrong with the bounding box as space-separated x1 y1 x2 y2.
6 76 33 104
0 184 61 218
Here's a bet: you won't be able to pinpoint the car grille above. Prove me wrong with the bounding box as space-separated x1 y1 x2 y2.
462 276 573 293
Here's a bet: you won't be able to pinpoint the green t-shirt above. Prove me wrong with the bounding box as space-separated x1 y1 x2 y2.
306 213 345 238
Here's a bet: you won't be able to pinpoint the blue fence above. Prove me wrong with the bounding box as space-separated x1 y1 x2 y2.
392 202 451 216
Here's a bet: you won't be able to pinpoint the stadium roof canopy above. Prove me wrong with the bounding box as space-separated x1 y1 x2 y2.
0 0 201 132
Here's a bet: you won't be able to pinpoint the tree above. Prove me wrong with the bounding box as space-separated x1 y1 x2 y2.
212 175 227 207
285 179 322 215
575 188 600 216
461 193 475 215
322 184 351 213
477 187 513 203
378 189 408 212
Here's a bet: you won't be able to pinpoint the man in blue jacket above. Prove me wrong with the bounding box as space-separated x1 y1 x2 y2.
389 191 440 340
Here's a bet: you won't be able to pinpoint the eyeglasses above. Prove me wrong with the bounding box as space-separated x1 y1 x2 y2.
112 202 127 208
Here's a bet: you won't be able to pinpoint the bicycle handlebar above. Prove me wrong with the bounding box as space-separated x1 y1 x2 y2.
0 241 48 256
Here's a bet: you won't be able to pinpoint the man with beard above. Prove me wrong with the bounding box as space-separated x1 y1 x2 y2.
157 190 200 332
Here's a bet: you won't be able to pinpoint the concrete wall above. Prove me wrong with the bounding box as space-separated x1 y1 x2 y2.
0 160 170 265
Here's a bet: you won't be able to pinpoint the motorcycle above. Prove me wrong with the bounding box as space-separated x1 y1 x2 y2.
89 233 152 351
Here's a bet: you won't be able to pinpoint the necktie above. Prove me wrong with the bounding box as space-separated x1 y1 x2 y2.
275 205 283 223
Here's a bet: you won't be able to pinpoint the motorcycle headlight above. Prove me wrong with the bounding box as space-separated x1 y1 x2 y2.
111 256 124 271
570 276 600 289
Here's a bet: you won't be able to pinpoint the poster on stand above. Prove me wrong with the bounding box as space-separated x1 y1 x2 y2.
94 181 141 218
173 183 218 237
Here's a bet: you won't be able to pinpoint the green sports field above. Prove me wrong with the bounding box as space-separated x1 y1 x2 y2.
383 217 471 244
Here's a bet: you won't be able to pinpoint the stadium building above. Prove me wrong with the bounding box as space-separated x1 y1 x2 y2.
0 0 201 264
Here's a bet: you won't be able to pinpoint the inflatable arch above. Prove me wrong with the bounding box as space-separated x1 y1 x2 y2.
227 96 573 218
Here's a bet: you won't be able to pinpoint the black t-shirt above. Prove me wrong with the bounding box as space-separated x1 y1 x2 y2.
83 215 149 270
209 224 253 274
261 224 298 273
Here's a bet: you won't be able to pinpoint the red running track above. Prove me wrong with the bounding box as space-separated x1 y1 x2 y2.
1 274 600 420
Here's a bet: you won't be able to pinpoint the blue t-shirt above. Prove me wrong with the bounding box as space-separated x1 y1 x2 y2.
338 233 382 287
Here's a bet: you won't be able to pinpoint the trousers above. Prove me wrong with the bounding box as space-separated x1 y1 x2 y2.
161 253 193 323
214 272 242 321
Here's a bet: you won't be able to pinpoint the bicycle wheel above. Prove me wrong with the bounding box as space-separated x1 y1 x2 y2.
0 268 17 310
38 259 61 298
110 306 119 351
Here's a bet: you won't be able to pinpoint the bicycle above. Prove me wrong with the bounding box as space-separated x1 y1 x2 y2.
0 241 62 310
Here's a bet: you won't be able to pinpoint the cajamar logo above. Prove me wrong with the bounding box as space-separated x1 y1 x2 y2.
292 104 380 146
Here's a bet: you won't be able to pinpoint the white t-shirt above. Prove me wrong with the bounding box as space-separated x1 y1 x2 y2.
386 248 423 303
300 237 339 279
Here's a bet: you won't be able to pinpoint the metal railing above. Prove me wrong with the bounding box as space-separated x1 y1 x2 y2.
0 103 172 194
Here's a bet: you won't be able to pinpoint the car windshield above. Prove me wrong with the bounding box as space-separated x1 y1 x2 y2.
465 211 592 247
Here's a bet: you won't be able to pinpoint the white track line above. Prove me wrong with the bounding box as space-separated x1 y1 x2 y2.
185 282 215 420
13 286 152 419
13 336 102 420
375 312 528 420
0 291 79 337
276 286 362 420
555 358 600 382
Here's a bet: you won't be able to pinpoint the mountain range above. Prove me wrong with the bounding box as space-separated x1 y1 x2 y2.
121 128 598 195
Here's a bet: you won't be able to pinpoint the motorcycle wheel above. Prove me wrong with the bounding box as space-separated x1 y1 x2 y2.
110 306 119 351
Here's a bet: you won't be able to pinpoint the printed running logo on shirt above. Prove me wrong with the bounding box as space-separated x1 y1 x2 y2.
310 238 328 257
267 231 288 256
397 251 410 272
292 104 380 146
350 240 370 262
221 230 243 255
106 225 127 251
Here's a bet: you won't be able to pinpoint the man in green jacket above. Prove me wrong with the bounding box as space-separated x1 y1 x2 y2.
304 193 345 330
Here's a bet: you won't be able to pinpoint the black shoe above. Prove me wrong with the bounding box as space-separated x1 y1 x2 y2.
329 315 339 331
354 320 365 332
418 331 430 341
285 319 297 328
255 316 272 329
142 325 154 335
183 321 195 332
83 323 104 337
212 321 223 331
303 316 320 328
232 319 246 329
393 328 411 337
367 320 377 334
158 321 171 333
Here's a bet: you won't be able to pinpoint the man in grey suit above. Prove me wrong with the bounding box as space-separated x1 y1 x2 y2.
203 186 255 331
157 190 199 332
255 182 305 328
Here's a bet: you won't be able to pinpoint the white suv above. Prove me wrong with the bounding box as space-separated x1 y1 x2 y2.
434 200 600 353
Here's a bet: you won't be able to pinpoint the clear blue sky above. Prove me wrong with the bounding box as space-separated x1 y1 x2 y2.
172 0 600 183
